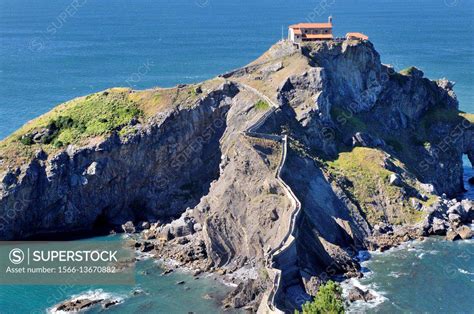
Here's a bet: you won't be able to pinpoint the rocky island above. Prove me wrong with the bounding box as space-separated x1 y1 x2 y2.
1 39 473 313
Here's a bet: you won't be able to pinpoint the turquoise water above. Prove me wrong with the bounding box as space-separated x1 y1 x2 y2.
0 235 233 313
347 237 474 313
0 0 473 313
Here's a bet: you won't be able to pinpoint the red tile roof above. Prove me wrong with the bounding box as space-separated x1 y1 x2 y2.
290 23 332 29
346 32 369 40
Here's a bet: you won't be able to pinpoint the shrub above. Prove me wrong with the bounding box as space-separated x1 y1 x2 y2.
297 281 344 314
400 66 417 76
51 116 74 129
255 100 270 111
19 135 33 146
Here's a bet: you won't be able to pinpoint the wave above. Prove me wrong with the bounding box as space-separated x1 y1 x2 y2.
136 251 154 261
369 239 426 257
387 271 408 278
458 268 474 275
341 278 388 313
48 289 125 313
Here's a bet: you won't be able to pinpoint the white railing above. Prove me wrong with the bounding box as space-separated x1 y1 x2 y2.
229 79 303 313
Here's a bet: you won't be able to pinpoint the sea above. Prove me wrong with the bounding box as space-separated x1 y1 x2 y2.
0 0 473 313
0 235 234 313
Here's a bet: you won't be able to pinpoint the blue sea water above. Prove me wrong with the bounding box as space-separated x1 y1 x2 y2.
0 0 473 313
0 235 234 313
347 237 474 313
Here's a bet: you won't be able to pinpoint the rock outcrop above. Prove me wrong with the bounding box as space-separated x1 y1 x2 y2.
52 294 121 312
1 39 473 312
347 286 376 302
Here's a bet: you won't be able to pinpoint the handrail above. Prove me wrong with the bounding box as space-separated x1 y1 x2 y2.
229 79 303 313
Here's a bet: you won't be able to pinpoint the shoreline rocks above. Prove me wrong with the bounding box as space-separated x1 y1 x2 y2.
367 198 473 251
424 198 473 241
447 225 473 241
53 296 121 312
348 286 376 302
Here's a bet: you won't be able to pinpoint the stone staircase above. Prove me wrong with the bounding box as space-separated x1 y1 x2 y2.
227 79 309 313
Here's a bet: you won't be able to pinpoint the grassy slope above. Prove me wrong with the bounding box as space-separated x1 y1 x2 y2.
326 147 426 225
0 80 219 173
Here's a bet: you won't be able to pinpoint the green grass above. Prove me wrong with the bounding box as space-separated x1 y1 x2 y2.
254 100 270 111
0 88 144 172
0 79 224 172
326 147 425 225
399 66 417 76
419 107 471 138
16 90 142 148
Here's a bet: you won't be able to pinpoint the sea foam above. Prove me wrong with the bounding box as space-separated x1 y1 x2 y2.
48 289 125 313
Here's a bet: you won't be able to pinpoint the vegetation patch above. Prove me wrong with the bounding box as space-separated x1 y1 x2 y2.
421 106 463 131
297 281 344 314
0 89 145 172
16 91 142 148
0 79 223 172
326 147 424 225
399 66 417 76
254 100 270 111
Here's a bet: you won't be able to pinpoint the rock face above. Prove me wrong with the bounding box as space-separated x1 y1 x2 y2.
1 39 473 311
423 198 473 240
223 278 267 311
0 83 237 239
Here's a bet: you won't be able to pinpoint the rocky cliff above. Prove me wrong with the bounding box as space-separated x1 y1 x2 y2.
1 39 473 312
